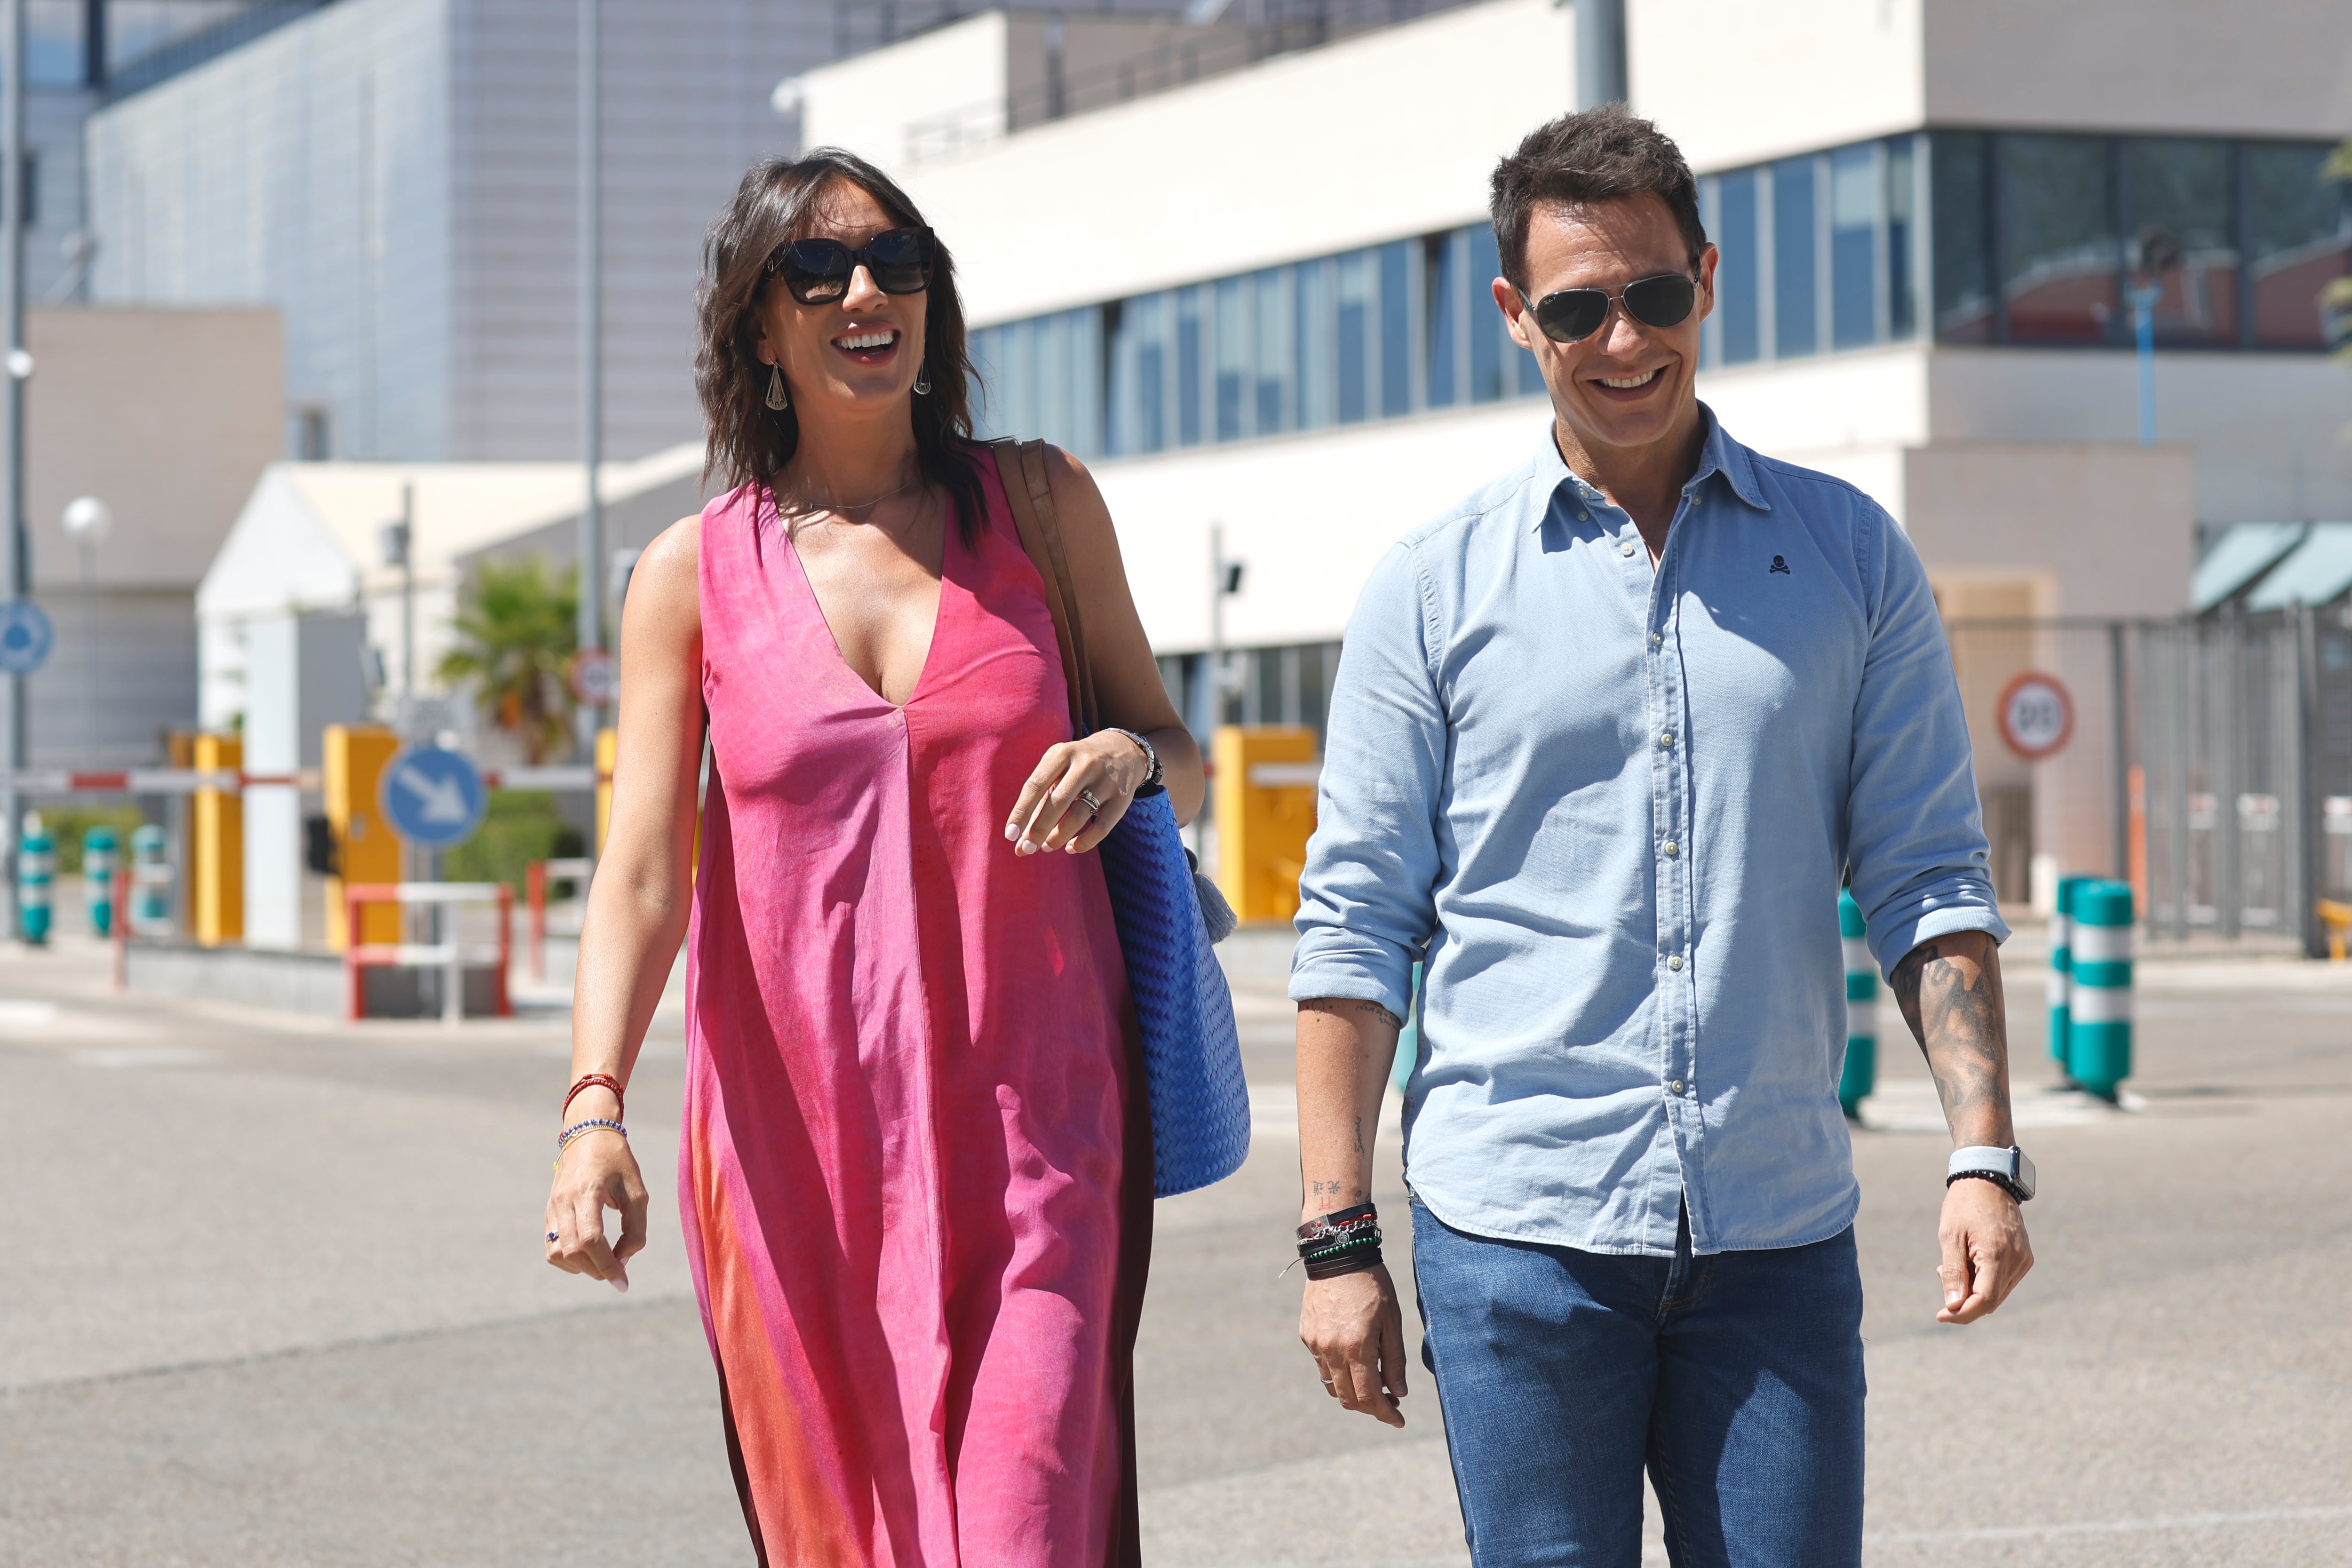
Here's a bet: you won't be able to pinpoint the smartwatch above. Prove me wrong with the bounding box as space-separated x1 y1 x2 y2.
1947 1145 2035 1202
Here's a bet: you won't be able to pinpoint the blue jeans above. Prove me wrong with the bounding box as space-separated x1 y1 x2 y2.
1409 1197 1865 1568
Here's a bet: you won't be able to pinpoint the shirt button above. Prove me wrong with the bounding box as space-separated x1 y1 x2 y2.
1619 540 1637 557
1660 732 1675 748
1663 841 1679 858
1670 1078 1686 1094
1578 510 1590 521
1650 632 1663 646
1669 954 1684 971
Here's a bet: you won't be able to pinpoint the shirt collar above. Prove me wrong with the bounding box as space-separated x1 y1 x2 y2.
1530 402 1772 530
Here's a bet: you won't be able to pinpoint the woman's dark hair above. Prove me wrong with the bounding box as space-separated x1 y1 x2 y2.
696 148 987 540
1489 105 1707 289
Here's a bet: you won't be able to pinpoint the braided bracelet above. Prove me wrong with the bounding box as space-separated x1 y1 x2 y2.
563 1073 625 1121
1297 1203 1384 1281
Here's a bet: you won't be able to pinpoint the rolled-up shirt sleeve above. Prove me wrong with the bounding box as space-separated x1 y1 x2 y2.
1844 506 2011 978
1289 540 1446 1019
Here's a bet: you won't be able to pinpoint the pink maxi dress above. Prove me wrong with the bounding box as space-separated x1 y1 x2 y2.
678 454 1151 1568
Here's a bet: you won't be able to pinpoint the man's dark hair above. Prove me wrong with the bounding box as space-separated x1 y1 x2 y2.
1489 105 1707 289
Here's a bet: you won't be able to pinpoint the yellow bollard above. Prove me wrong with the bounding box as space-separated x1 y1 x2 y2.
1214 724 1319 925
191 734 243 946
324 725 403 951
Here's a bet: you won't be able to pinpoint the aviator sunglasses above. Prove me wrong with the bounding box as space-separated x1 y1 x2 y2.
767 226 936 305
1522 271 1697 344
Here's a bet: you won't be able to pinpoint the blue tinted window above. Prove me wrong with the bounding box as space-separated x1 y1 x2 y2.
1716 169 1760 363
1886 137 1916 340
1176 286 1204 445
1296 259 1335 430
1773 157 1818 356
1426 232 1460 407
1336 250 1371 424
1255 268 1292 435
1379 241 1412 417
967 325 1002 435
1998 134 2117 345
1134 293 1166 453
1469 225 1505 402
1214 276 1248 440
1931 132 1994 342
1829 144 1877 349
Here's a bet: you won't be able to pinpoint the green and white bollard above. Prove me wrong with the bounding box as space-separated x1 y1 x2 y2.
1838 890 1877 1120
130 823 172 935
2048 873 2093 1079
82 825 118 939
2068 880 2134 1101
17 812 52 946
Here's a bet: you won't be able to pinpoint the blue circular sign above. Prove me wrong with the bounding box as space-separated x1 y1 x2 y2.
379 746 486 849
0 599 53 675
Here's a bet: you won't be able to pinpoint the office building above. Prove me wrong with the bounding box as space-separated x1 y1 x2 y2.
798 0 2352 905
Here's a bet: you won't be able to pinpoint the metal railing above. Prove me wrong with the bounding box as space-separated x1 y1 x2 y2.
903 0 1480 166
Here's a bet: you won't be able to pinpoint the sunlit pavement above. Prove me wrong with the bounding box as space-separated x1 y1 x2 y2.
2 927 2348 1567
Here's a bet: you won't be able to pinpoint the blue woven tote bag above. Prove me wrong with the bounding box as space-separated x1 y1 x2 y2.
992 440 1251 1198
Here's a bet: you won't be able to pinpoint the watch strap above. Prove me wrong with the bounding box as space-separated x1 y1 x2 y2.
1946 1144 2035 1201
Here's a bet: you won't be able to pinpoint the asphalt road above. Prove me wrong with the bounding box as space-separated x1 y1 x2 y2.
2 927 2348 1567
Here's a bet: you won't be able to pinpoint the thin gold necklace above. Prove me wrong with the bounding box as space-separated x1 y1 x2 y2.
778 472 919 519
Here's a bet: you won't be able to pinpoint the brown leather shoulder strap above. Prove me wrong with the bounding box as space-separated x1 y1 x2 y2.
988 437 1099 736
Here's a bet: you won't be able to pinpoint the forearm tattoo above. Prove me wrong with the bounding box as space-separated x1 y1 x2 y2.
1889 934 2013 1136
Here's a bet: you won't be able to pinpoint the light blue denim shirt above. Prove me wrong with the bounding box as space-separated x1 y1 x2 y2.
1290 409 2007 1257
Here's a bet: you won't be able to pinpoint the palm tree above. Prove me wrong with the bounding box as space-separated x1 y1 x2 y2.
437 556 579 764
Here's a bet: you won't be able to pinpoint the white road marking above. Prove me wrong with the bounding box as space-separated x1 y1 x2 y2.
70 1045 220 1069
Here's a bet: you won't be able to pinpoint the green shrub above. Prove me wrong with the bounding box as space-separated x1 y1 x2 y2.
440 791 586 892
34 805 150 876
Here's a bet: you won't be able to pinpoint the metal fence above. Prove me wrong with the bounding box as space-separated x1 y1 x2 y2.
2135 607 2352 955
1946 608 2351 956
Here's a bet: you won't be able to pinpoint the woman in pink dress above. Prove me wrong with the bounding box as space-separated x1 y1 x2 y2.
540 149 1203 1567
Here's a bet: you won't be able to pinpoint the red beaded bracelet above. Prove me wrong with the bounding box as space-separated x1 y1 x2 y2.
563 1073 626 1121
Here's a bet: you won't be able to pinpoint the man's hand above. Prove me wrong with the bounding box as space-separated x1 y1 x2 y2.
1936 1176 2033 1323
1300 1264 1409 1427
1891 928 2034 1325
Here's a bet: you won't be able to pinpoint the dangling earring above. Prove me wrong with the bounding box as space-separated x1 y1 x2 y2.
765 363 789 411
913 366 932 396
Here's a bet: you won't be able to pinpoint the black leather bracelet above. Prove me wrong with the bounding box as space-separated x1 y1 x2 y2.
1946 1170 2026 1202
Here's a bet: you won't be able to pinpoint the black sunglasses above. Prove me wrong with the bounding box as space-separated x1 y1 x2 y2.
766 226 935 305
1522 272 1697 343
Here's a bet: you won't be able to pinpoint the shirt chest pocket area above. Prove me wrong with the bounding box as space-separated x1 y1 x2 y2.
1671 551 1861 757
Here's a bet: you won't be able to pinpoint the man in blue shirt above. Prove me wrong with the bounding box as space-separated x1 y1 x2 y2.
1289 108 2035 1567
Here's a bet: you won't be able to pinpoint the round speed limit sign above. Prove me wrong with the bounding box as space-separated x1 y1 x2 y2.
1997 670 2074 760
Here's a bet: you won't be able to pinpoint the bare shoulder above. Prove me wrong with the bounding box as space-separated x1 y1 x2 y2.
1035 443 1118 555
621 514 704 637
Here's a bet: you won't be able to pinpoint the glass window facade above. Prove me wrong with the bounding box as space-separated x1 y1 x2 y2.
972 220 1551 459
974 130 2349 458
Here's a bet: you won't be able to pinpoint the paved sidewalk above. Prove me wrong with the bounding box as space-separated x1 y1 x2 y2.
1 931 2347 1566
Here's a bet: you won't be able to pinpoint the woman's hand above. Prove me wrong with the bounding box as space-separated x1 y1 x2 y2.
1006 730 1152 857
544 1128 649 1291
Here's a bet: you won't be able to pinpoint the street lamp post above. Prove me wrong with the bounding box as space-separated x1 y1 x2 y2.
60 496 109 763
3 0 29 938
575 0 604 758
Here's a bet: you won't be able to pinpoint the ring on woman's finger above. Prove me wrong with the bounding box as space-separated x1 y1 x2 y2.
1076 788 1102 817
545 1231 560 1243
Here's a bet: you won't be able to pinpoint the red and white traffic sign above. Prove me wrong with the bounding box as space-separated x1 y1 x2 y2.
1997 670 2074 760
568 648 618 707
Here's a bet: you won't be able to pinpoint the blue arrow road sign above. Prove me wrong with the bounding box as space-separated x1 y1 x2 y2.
0 599 53 675
380 746 486 849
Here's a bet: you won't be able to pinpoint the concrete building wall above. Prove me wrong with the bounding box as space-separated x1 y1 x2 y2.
878 0 1576 326
85 0 455 461
86 0 813 464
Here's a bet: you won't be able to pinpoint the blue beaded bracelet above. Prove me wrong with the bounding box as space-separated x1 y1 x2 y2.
556 1117 628 1151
